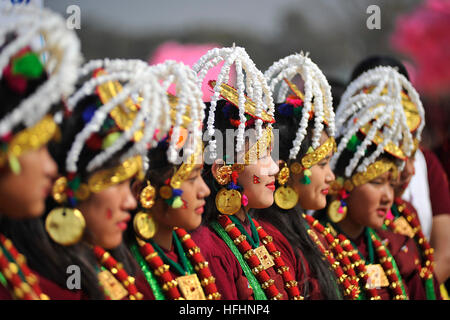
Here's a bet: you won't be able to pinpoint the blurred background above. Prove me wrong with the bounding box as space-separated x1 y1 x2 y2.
42 0 450 176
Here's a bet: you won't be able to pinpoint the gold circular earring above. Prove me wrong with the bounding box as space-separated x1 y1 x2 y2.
215 188 242 215
133 212 157 240
140 181 156 209
45 208 86 246
274 161 298 210
327 199 347 223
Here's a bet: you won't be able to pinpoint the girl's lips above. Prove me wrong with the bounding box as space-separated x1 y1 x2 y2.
321 188 329 195
117 214 131 231
117 221 128 231
265 181 275 191
195 206 204 215
376 209 387 218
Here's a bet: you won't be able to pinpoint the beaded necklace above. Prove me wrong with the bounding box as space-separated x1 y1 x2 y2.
212 214 303 300
324 222 409 300
131 228 220 300
92 246 143 300
384 197 436 299
302 214 360 299
0 234 49 300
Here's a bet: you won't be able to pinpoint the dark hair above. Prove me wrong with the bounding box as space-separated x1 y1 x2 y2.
124 141 176 243
254 103 343 299
350 55 409 83
201 99 270 225
1 94 141 299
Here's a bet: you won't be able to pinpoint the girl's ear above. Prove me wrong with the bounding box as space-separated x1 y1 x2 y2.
211 158 225 181
130 179 143 200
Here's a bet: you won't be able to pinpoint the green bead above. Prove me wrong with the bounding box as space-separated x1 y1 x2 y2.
306 146 314 154
303 169 312 177
293 106 303 118
8 155 21 175
68 176 81 191
12 53 44 79
301 175 311 185
346 134 360 152
171 196 183 209
102 132 121 149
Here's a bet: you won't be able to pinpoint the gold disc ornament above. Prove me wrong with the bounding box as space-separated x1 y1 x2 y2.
140 183 156 209
327 200 347 223
45 208 86 246
215 188 242 215
274 186 298 210
133 212 157 240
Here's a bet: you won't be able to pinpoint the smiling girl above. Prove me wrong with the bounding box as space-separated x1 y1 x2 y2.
190 46 302 300
253 52 356 300
315 65 441 299
126 60 221 300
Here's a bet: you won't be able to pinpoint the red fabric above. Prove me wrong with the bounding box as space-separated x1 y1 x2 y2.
257 220 323 300
191 225 251 300
422 148 450 216
356 229 441 299
134 271 155 300
191 221 291 300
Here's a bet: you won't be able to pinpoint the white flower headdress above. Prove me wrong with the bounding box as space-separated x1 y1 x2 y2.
331 66 424 177
192 46 274 157
65 59 167 175
149 60 206 165
0 4 82 136
264 52 335 160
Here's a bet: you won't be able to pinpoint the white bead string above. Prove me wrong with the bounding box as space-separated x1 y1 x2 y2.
0 5 82 136
264 52 335 160
332 66 423 177
193 46 274 158
65 59 166 173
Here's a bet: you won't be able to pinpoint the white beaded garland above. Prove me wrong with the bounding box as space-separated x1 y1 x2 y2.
264 52 335 160
332 66 424 177
192 46 274 158
0 4 82 137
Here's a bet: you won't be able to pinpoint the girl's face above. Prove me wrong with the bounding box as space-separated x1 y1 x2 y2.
0 146 57 218
394 155 415 197
237 148 279 209
78 179 137 249
345 171 395 229
290 132 335 210
153 165 210 232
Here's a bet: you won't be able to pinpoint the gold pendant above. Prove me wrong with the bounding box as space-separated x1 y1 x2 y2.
215 188 242 215
327 200 347 223
366 264 389 289
393 216 415 238
140 183 156 209
98 269 128 300
177 274 206 300
254 245 275 270
45 208 86 246
133 211 157 240
274 186 298 210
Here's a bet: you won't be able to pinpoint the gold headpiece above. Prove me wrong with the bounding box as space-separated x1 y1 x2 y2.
344 158 398 192
0 115 58 172
243 126 273 165
209 80 275 124
284 78 333 125
301 137 336 169
170 139 204 189
358 86 422 160
53 155 144 203
94 69 144 142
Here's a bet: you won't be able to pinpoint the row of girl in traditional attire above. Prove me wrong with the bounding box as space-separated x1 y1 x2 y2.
0 5 443 300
